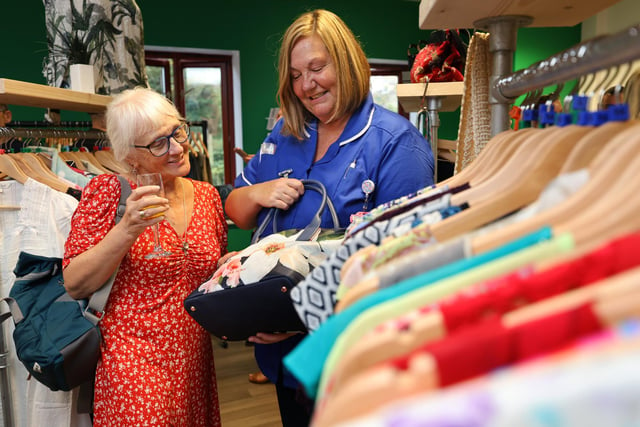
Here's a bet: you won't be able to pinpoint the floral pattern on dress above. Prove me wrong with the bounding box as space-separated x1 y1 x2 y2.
63 174 227 427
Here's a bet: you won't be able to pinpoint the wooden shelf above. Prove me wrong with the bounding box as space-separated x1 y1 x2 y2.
397 82 464 113
419 0 622 29
0 78 111 113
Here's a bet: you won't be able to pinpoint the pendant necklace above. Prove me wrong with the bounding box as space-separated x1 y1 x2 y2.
180 178 189 253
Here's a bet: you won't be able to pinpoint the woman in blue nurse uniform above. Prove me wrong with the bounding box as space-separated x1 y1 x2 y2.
225 9 434 426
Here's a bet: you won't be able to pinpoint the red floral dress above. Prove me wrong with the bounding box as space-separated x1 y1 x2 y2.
63 174 227 427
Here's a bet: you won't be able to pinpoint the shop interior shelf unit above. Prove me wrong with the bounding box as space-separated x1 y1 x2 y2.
397 81 465 183
418 0 623 30
0 78 111 113
417 0 622 136
397 81 464 113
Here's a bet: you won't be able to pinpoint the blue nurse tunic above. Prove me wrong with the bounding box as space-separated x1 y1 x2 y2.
234 93 435 388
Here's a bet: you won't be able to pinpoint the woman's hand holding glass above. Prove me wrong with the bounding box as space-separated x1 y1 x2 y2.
137 173 172 258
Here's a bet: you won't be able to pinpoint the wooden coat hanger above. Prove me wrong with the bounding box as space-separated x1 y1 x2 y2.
93 149 129 174
58 150 88 171
191 131 210 158
325 307 445 400
74 149 111 174
459 128 537 189
314 264 640 427
0 154 23 210
21 151 64 181
8 152 69 193
556 145 640 250
558 120 636 174
451 126 579 207
187 131 199 157
472 120 640 254
437 128 515 188
446 128 554 207
429 124 593 243
0 153 29 184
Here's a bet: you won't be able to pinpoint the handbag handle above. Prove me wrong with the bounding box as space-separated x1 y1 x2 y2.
252 179 340 244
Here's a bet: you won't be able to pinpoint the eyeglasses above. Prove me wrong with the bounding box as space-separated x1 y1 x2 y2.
133 123 190 157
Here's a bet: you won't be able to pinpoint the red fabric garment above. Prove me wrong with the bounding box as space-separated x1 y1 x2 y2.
440 232 640 332
393 303 602 387
512 303 602 360
64 175 227 427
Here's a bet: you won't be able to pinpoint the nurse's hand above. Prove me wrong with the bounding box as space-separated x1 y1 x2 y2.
259 178 304 210
247 331 302 344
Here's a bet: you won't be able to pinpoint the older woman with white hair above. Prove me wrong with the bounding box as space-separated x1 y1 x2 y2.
63 87 227 426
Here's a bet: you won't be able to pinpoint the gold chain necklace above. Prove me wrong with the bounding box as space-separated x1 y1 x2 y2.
180 178 189 253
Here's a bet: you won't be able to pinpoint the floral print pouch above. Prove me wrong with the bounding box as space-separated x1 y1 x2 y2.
184 228 343 341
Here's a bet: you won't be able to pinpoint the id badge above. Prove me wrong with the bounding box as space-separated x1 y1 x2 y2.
260 142 276 155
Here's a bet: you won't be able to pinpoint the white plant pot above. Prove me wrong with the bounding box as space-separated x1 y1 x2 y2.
69 64 95 93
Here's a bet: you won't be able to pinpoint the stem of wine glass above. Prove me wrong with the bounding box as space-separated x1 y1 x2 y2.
137 173 171 258
153 224 162 250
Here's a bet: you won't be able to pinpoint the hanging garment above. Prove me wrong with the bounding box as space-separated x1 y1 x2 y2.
311 232 574 405
328 321 640 427
284 227 561 400
336 167 591 308
290 192 462 332
0 178 91 427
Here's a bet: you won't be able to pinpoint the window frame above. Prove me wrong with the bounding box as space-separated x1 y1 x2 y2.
145 47 243 185
369 58 411 118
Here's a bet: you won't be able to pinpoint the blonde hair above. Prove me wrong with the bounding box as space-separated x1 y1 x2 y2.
105 87 184 162
277 9 370 140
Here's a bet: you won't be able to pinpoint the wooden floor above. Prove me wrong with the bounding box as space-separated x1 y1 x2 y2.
213 338 283 426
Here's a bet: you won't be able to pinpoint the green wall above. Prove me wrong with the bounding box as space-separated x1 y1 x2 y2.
2 1 580 251
3 1 580 148
136 0 441 154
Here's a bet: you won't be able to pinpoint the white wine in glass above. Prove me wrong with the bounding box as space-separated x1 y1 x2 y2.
137 173 172 258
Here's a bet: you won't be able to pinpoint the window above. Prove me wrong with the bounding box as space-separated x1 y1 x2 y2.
143 50 407 185
369 59 410 118
145 48 241 185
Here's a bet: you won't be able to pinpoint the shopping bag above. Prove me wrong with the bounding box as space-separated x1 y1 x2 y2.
184 180 344 341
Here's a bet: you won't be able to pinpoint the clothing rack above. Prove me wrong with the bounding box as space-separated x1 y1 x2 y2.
1 127 107 140
9 120 93 128
493 24 640 105
2 120 209 144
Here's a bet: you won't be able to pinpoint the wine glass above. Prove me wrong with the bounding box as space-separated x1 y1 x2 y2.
137 173 172 258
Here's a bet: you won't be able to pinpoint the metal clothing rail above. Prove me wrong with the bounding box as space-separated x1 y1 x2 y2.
493 24 640 112
0 127 107 140
8 120 93 128
4 120 208 142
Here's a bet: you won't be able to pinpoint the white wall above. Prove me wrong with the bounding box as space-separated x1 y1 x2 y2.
581 0 640 39
580 0 640 112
